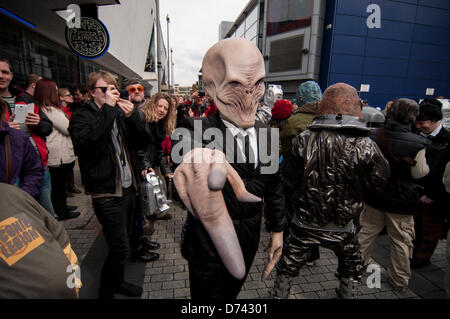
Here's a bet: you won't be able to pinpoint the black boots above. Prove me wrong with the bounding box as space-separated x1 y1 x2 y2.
130 249 159 263
57 210 80 220
272 273 292 299
141 237 160 250
335 276 360 299
115 281 143 297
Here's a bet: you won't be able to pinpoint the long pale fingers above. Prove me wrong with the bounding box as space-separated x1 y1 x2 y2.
173 165 195 217
201 197 246 280
261 246 282 281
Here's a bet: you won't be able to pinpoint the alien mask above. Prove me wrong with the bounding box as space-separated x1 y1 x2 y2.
202 38 266 129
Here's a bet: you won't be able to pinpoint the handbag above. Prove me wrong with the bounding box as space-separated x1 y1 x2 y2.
139 172 170 218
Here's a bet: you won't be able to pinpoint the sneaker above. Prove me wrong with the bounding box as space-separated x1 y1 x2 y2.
387 276 408 293
114 281 143 297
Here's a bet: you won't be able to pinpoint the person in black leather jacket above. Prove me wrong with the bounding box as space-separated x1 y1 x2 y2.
272 83 390 299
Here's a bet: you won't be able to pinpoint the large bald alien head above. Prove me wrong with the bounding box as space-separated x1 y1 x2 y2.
317 83 363 118
202 38 266 129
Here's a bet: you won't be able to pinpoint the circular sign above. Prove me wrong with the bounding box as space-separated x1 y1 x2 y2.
66 17 110 59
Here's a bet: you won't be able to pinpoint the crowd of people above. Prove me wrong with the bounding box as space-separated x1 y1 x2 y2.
0 45 449 300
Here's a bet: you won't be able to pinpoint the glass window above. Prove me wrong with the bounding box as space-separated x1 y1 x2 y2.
246 6 258 28
267 0 313 36
236 22 245 37
245 22 257 41
145 24 156 72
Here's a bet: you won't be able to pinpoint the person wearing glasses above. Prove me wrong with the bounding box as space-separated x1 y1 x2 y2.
126 80 146 108
68 70 145 299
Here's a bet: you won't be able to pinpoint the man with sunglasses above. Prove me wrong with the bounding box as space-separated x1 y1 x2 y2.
126 80 146 108
69 70 150 299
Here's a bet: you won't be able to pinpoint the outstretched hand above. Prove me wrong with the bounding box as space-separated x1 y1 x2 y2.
174 148 261 280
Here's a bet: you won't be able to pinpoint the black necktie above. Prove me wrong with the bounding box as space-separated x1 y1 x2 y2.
243 133 255 171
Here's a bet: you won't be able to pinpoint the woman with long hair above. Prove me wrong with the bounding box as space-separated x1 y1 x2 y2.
35 79 80 220
126 93 176 262
138 93 176 179
135 93 176 221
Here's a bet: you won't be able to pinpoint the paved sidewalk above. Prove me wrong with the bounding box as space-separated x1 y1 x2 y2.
63 166 448 299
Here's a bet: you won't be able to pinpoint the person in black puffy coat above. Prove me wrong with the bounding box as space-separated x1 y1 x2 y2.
359 98 431 292
273 83 390 299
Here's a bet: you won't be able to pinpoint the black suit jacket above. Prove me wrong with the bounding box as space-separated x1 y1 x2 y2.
174 112 287 269
420 127 450 209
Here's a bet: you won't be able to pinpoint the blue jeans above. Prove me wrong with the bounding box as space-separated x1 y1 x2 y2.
36 167 58 219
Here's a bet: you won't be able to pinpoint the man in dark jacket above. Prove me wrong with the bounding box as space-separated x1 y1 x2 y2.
359 98 430 292
411 99 450 268
173 38 287 300
68 70 145 299
272 83 390 299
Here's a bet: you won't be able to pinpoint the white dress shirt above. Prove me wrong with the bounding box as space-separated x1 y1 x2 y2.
221 118 258 168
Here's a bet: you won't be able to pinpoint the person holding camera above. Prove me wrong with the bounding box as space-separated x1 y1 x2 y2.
126 80 147 108
68 70 144 299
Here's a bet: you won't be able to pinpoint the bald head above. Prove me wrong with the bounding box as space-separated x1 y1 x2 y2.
317 83 363 119
202 38 265 128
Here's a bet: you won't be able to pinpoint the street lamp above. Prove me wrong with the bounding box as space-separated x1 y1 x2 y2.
171 48 174 92
166 14 170 94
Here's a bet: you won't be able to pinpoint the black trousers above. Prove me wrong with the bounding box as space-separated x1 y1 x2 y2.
48 161 75 216
276 224 364 281
188 261 248 300
130 197 144 251
413 201 445 261
92 187 136 293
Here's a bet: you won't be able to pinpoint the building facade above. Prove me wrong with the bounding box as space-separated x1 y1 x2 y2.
224 0 449 107
0 0 168 96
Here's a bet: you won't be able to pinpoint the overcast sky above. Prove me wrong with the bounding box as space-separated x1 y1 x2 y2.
159 0 246 87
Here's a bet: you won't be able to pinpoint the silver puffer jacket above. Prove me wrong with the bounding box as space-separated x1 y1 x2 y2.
283 114 390 230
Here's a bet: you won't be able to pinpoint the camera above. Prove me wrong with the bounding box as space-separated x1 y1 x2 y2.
119 89 129 100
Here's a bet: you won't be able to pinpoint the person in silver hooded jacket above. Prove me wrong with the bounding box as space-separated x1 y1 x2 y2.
271 83 390 299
